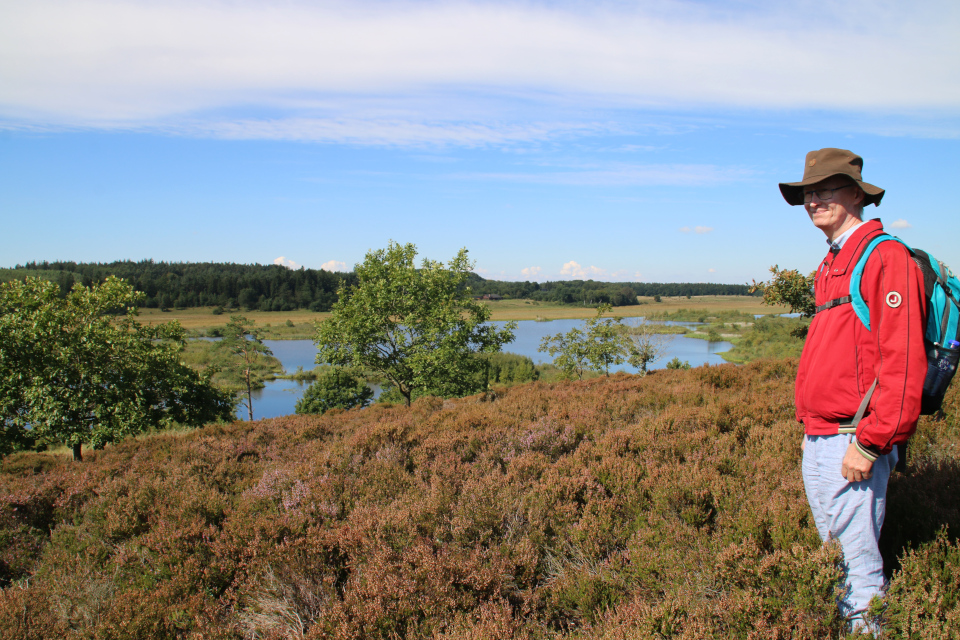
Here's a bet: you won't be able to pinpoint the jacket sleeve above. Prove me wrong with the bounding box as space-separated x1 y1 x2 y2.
854 241 927 460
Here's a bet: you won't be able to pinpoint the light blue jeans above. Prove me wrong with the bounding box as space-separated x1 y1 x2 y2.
802 433 897 630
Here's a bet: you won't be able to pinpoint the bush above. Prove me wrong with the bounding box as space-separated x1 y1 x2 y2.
295 368 374 415
880 528 960 635
484 352 539 385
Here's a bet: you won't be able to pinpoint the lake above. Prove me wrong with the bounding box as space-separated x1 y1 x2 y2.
242 319 733 420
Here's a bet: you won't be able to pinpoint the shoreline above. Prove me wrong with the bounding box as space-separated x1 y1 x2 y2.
142 295 787 339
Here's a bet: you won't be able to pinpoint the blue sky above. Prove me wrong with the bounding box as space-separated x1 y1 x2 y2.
2 0 958 285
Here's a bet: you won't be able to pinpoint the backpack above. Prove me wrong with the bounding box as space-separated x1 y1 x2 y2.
816 233 960 420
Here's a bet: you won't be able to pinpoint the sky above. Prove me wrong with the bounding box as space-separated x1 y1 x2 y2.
2 0 959 285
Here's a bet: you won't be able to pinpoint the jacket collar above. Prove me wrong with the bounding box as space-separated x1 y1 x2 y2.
826 219 885 275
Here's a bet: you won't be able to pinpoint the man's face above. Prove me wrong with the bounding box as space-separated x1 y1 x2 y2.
804 176 864 240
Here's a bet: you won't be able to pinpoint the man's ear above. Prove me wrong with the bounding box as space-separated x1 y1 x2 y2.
852 185 865 207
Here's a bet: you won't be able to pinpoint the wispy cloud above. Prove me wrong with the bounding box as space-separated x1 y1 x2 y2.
889 219 913 229
179 117 610 148
273 256 300 269
320 260 347 272
679 225 715 234
2 0 957 142
521 266 542 279
458 163 753 187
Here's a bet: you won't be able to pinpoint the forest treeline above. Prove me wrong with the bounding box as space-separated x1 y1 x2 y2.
464 274 751 306
8 261 354 312
5 260 751 311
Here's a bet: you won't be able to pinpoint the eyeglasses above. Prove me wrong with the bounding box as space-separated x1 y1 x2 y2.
803 184 854 203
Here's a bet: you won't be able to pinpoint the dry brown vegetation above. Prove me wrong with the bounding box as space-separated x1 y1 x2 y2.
2 361 958 639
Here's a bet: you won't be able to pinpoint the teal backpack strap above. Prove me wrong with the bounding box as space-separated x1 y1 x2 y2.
848 235 912 331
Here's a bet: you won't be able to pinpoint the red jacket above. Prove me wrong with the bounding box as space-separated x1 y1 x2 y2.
795 219 927 460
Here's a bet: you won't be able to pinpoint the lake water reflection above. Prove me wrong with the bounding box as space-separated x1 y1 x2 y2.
243 319 732 420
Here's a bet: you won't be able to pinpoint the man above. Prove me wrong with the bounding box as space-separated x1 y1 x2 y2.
779 148 926 631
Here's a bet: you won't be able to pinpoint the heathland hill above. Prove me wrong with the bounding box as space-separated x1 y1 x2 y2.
2 361 959 638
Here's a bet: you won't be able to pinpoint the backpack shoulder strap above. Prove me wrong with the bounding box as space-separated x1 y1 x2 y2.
848 234 912 331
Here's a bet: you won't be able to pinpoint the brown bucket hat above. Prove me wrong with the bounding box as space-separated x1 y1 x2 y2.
779 148 884 207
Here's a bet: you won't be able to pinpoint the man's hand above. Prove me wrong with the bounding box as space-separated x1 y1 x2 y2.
841 443 874 483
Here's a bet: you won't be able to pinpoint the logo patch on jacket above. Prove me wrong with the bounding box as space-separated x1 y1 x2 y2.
886 291 902 308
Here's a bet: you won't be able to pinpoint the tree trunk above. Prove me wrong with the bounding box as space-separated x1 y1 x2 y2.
245 368 254 421
72 443 82 462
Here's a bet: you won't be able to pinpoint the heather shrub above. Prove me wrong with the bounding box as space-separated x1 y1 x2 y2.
1 359 959 638
882 528 960 636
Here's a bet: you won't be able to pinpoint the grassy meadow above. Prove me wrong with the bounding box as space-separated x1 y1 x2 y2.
135 296 787 340
3 361 959 639
484 295 781 322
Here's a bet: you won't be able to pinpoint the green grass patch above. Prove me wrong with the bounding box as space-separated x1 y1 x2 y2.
181 339 284 391
645 308 758 324
720 316 809 364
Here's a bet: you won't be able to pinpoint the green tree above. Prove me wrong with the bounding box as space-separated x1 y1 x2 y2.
584 304 633 376
538 323 591 380
540 306 668 379
313 242 516 406
751 265 816 317
623 318 669 375
484 352 539 385
217 315 273 421
295 368 373 415
540 305 631 379
0 277 234 460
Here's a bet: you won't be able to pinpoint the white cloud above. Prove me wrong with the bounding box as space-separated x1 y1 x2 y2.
521 266 542 279
889 219 913 229
273 256 300 269
1 0 958 140
680 225 715 234
560 261 607 279
321 260 347 272
186 117 607 148
476 267 508 281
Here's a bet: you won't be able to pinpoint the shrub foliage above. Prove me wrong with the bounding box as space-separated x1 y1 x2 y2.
314 242 516 406
296 369 374 416
0 277 234 460
2 361 959 638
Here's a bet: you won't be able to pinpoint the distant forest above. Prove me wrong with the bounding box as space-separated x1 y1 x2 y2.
5 261 752 311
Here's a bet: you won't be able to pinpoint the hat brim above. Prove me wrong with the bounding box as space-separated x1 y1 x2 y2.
779 175 884 207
